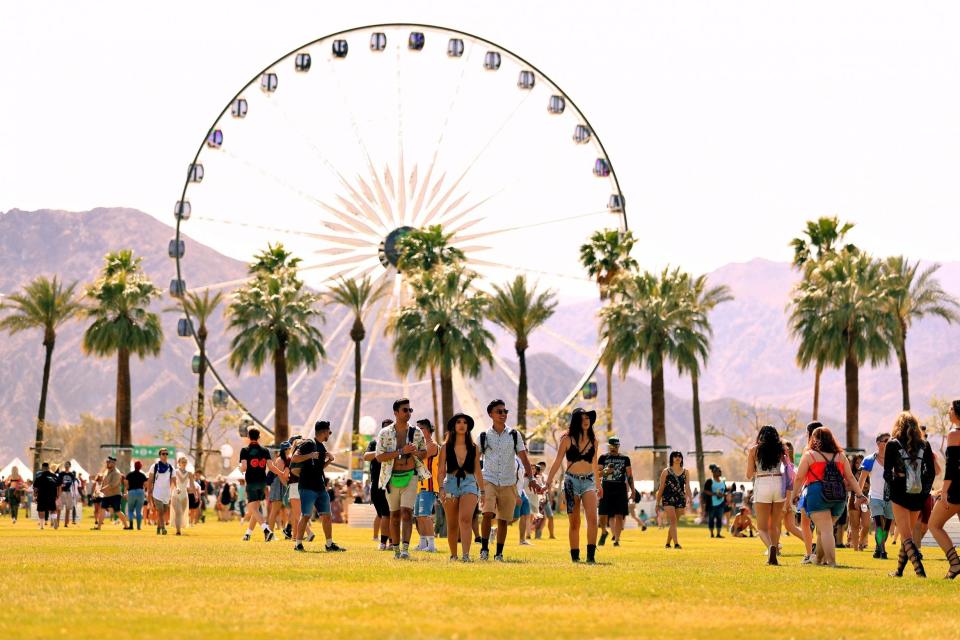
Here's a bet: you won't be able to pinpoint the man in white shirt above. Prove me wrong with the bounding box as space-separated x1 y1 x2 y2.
478 399 533 562
859 432 891 559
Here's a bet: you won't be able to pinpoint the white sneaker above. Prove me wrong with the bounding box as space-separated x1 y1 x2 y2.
414 539 426 551
378 542 387 551
519 540 533 546
399 550 410 560
801 554 815 565
426 542 437 553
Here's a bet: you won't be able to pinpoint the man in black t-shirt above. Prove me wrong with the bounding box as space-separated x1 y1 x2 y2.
56 461 79 528
34 462 60 530
239 428 274 542
290 421 345 552
363 419 393 550
598 437 633 547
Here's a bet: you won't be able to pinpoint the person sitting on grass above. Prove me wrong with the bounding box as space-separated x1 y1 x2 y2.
730 507 756 537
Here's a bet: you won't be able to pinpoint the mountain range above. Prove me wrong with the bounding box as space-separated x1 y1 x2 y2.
2 207 958 467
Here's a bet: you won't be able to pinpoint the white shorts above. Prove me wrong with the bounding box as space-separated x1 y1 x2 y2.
288 483 300 501
753 475 784 504
753 474 784 504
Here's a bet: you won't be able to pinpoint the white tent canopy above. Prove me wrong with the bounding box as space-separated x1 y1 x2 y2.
68 459 90 480
1 457 32 481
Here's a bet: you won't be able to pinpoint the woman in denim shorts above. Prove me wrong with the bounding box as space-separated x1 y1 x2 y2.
438 413 482 562
546 408 601 564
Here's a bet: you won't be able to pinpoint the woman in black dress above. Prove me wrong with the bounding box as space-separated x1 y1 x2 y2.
655 451 692 549
884 412 935 578
928 399 960 579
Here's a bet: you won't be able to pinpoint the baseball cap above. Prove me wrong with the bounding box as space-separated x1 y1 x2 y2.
608 437 620 445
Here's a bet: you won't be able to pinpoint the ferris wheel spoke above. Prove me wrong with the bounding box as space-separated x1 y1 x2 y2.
191 215 374 248
453 209 610 244
469 258 593 283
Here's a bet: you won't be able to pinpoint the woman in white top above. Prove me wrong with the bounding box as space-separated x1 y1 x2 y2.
172 456 198 535
745 425 788 566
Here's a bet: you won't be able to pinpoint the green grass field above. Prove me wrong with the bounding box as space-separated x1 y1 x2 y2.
0 515 957 640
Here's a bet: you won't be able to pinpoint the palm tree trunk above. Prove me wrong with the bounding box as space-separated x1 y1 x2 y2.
605 360 614 434
274 343 289 443
440 359 454 431
691 370 705 493
351 337 362 471
897 329 910 411
844 342 859 451
33 336 55 475
812 361 822 421
517 345 528 437
195 335 207 474
651 365 667 482
430 364 440 440
118 347 132 471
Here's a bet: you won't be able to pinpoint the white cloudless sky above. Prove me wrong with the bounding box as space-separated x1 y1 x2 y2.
2 0 959 275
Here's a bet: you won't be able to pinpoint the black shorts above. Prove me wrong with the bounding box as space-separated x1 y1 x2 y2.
246 483 266 503
371 488 390 518
101 495 122 512
599 484 629 517
37 498 57 514
188 494 200 510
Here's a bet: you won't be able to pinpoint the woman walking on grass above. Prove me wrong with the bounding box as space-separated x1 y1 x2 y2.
791 427 865 567
172 456 198 536
437 413 482 562
655 451 691 550
884 412 935 578
780 442 805 545
546 408 602 564
746 426 788 565
928 399 960 579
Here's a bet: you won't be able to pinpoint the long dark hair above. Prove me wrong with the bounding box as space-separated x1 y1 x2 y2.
445 416 476 460
756 425 784 470
568 408 597 451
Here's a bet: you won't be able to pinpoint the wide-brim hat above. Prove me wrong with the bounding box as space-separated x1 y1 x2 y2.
447 413 475 433
571 407 598 426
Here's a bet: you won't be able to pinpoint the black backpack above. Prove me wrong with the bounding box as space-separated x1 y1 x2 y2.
816 453 846 503
479 429 520 455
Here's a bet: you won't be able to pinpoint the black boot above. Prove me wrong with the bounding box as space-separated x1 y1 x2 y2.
586 544 597 564
904 539 926 578
570 548 580 563
889 544 908 577
945 547 960 580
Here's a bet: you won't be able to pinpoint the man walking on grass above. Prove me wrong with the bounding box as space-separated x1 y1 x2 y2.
375 398 430 560
598 437 633 547
414 418 440 553
478 399 533 562
34 462 59 530
290 420 346 553
95 456 129 530
56 460 78 528
239 428 275 542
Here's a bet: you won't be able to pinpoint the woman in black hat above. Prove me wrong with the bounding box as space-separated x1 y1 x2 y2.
437 413 483 561
546 407 601 563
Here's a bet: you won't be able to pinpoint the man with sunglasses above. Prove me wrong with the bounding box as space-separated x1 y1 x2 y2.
375 398 431 559
860 432 892 559
478 399 533 562
148 449 174 535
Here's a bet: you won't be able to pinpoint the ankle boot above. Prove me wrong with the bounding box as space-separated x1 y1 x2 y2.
889 544 908 577
944 547 960 580
904 539 926 578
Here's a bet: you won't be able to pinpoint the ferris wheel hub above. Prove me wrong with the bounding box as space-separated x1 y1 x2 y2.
378 226 415 268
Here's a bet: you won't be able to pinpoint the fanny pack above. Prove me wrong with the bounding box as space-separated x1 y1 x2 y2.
390 469 415 488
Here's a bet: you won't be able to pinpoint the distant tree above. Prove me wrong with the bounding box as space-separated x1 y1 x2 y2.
44 414 116 479
0 276 83 474
704 402 803 455
395 225 466 273
925 396 954 453
161 398 241 474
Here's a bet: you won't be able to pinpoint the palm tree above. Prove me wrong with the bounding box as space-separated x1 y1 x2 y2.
389 265 495 428
395 224 466 273
600 268 704 471
789 216 857 419
881 256 960 410
676 275 732 489
327 275 389 464
579 228 638 431
488 275 557 436
166 289 224 472
83 250 164 458
1 276 83 473
790 251 892 449
228 244 325 443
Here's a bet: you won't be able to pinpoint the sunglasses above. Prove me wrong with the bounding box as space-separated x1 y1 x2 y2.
495 409 509 415
399 407 413 413
160 453 169 456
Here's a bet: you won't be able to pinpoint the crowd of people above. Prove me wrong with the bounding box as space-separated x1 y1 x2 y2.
3 396 959 577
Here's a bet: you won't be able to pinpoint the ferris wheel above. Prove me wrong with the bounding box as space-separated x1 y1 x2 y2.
169 24 628 447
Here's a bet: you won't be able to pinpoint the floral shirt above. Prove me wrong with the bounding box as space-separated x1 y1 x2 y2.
375 424 431 489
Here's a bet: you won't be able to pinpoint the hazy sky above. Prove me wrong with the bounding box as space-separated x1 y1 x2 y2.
3 0 960 275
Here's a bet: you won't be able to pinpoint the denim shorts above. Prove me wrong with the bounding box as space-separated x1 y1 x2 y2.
414 490 437 517
299 488 331 516
563 472 596 511
513 493 531 519
803 482 845 517
443 474 480 498
869 497 893 520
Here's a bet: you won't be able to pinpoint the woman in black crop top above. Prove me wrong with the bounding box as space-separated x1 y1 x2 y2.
655 451 692 550
546 408 601 563
437 413 483 562
928 399 960 579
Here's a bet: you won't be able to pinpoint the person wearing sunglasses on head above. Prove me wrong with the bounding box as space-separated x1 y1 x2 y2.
375 398 431 559
478 399 533 562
